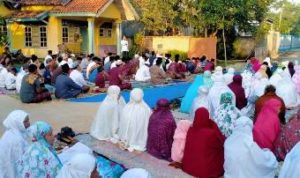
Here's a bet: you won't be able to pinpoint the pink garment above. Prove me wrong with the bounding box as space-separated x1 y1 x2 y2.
292 65 300 94
250 58 261 73
171 120 192 162
253 98 281 152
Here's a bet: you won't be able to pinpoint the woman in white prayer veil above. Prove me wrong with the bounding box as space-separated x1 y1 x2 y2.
224 116 278 178
252 72 269 97
211 66 223 81
118 88 152 152
223 68 235 85
121 168 152 178
0 110 30 178
279 142 300 178
208 74 236 115
56 153 99 178
135 57 151 82
269 68 283 86
90 85 126 143
241 70 253 98
276 69 300 108
190 86 210 120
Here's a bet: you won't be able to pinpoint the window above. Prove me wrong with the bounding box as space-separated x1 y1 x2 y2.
62 27 69 43
25 27 32 47
0 25 7 36
100 22 112 37
40 26 47 47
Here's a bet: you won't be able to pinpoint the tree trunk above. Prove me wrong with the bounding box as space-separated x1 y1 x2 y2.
222 27 227 67
204 28 208 38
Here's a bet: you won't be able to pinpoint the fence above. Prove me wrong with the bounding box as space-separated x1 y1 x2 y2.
279 35 300 52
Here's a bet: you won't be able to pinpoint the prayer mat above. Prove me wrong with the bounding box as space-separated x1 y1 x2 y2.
68 81 191 108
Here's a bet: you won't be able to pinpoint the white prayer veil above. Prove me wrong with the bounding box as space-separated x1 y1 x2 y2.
56 153 96 178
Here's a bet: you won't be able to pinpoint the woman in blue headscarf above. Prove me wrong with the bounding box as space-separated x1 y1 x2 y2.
180 71 214 113
17 121 62 178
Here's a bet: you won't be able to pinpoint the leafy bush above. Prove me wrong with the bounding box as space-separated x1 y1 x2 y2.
167 50 188 60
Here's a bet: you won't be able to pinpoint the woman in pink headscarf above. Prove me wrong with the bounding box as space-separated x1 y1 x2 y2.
171 120 192 163
253 98 281 152
250 57 261 73
292 65 300 94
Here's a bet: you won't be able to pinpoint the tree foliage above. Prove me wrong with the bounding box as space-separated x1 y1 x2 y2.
131 0 273 37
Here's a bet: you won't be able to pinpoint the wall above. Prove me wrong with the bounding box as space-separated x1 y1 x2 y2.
143 36 217 59
0 2 12 17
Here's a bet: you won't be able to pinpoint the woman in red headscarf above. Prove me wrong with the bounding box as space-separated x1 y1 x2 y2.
182 107 225 178
228 74 247 110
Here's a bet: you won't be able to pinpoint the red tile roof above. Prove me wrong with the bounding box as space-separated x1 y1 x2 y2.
6 11 46 19
20 0 65 6
52 0 111 13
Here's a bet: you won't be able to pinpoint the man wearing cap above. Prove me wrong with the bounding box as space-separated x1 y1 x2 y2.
108 60 132 90
70 61 89 91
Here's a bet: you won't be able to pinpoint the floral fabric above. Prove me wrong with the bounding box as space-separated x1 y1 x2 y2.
213 92 241 137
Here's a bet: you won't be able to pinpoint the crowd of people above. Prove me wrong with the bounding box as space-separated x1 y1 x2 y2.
1 45 300 178
89 56 300 178
0 47 216 103
0 110 154 178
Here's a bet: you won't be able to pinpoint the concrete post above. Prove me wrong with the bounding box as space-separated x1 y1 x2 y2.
87 18 95 54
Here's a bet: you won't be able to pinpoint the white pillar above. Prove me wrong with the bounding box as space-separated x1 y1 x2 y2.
116 21 122 55
87 18 95 54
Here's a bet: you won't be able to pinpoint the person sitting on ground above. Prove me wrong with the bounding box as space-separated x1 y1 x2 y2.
254 85 285 123
56 153 99 178
90 85 126 143
0 61 8 88
279 141 300 178
224 116 278 178
274 107 300 161
5 67 17 90
182 107 225 178
43 57 54 85
262 62 273 78
51 57 63 84
80 54 91 78
204 58 215 71
118 88 152 152
16 64 29 93
171 120 192 163
288 61 295 77
55 64 87 99
167 54 185 79
108 60 132 90
70 61 89 91
104 52 113 65
253 98 282 152
223 68 235 85
276 69 299 109
190 86 210 120
135 54 151 82
228 74 247 110
147 99 177 161
44 50 53 66
104 55 114 72
17 121 62 177
149 57 167 85
88 57 102 83
86 55 99 79
20 64 52 103
0 110 30 178
95 66 109 89
121 168 152 178
292 65 300 95
213 92 241 137
208 74 236 115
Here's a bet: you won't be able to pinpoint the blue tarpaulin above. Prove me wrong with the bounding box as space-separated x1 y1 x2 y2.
69 82 191 108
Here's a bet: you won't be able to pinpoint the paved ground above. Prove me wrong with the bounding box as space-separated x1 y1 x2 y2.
0 95 98 135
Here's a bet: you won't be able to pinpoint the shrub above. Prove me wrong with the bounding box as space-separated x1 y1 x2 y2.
167 50 188 61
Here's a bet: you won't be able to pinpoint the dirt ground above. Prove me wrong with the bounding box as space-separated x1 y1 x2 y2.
0 95 98 135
